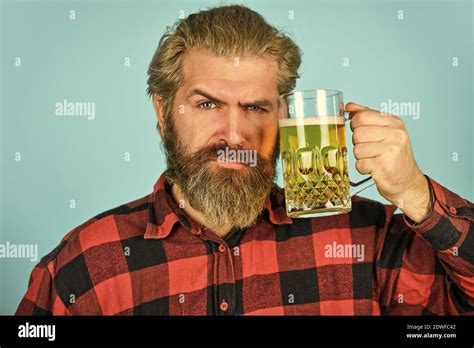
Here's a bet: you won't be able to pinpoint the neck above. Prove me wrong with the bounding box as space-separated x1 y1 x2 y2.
170 183 232 238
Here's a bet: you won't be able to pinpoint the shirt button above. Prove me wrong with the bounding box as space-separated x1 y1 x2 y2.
220 300 229 312
191 226 202 235
449 206 457 214
218 244 226 253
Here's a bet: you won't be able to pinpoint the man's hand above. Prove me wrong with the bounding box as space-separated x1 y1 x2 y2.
346 102 432 223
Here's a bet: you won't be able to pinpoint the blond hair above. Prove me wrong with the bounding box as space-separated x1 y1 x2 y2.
146 4 302 121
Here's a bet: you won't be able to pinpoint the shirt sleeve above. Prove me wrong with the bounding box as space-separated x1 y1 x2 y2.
15 249 71 315
375 176 474 315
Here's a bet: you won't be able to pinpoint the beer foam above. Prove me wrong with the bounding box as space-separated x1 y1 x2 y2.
279 116 345 127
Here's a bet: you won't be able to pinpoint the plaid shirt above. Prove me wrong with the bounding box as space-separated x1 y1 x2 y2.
16 172 474 315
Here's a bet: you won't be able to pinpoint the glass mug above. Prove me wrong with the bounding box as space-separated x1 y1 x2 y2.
279 89 374 218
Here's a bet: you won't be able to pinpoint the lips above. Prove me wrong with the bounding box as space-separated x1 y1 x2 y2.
216 161 246 169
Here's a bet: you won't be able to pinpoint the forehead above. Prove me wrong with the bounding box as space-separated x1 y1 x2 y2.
180 48 279 99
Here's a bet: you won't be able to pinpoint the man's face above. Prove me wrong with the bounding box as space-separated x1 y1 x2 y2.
172 48 282 163
157 48 285 231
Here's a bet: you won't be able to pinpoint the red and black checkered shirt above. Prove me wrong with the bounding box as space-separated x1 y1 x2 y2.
16 172 474 315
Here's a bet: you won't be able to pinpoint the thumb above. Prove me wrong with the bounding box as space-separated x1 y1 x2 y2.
344 102 369 119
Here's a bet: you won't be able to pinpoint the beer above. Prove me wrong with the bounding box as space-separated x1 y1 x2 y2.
279 116 350 217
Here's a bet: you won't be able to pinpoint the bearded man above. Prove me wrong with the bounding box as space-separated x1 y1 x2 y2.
17 5 473 316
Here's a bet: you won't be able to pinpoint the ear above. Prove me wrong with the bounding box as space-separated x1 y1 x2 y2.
152 94 166 137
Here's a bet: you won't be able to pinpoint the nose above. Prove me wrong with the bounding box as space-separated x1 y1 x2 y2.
218 107 248 148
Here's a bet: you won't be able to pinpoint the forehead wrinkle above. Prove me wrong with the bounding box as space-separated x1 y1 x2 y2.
184 79 278 107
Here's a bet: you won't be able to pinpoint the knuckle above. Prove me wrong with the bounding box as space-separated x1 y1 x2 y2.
389 143 400 154
378 157 389 172
394 129 408 145
393 115 405 128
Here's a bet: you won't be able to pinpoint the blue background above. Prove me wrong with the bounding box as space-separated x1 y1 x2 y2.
1 0 472 314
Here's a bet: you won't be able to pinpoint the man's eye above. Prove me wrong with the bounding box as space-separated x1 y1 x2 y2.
198 101 216 110
247 105 264 112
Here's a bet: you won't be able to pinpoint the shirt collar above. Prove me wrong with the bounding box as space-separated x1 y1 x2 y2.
263 185 293 225
144 171 292 240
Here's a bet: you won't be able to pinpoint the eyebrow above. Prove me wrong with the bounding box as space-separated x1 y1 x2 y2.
187 88 275 110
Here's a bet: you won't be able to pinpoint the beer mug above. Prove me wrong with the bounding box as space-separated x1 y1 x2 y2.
279 89 374 218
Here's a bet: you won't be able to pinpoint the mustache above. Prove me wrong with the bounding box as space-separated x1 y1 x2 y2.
188 143 270 166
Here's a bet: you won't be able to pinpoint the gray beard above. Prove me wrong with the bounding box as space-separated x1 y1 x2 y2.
180 162 275 231
162 116 279 231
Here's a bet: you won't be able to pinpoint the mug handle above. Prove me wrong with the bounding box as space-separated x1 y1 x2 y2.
350 176 375 197
343 105 376 197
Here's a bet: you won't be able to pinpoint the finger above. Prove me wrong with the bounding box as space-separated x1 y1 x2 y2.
355 158 375 175
345 102 369 120
344 102 369 113
353 142 385 159
350 110 390 131
352 126 391 144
